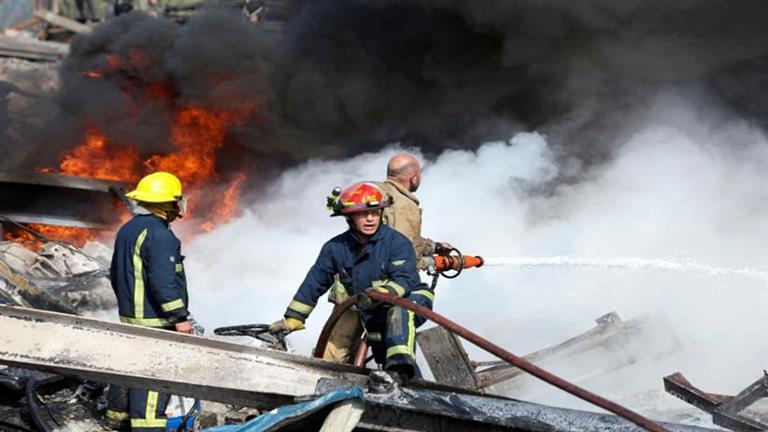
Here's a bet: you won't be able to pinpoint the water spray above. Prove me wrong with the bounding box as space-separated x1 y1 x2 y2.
481 256 768 283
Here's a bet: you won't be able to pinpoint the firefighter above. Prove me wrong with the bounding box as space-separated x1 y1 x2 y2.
270 182 434 382
320 154 454 364
106 171 192 431
381 153 453 267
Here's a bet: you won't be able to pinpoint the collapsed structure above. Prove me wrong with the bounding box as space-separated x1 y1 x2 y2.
0 172 756 431
1 1 767 431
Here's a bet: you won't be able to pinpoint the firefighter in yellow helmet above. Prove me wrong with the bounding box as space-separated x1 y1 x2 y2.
106 172 194 431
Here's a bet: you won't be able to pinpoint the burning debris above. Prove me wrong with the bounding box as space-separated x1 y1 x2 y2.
0 1 765 431
0 225 113 313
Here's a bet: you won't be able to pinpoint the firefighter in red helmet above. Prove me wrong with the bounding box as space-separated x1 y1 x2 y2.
270 182 434 382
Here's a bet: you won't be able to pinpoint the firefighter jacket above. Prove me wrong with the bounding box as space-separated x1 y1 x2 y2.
284 224 421 323
380 180 435 264
110 214 189 328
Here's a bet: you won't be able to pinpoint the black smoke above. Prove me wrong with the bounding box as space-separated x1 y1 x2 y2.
4 0 768 178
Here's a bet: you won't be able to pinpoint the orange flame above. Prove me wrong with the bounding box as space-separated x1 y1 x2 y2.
2 225 106 250
82 70 103 79
56 131 141 182
34 106 252 241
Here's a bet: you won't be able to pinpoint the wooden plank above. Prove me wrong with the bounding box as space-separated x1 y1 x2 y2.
11 17 43 31
319 399 365 432
416 326 476 389
33 9 91 33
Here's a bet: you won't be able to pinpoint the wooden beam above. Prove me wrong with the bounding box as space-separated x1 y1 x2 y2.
11 17 43 31
33 9 91 33
416 326 477 389
319 399 365 432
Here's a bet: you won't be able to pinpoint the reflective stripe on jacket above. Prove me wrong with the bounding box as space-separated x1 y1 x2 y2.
110 214 189 327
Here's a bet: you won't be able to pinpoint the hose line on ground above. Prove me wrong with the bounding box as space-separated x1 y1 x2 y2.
24 378 53 432
314 292 668 432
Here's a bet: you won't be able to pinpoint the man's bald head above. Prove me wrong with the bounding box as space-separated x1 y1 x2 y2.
387 153 422 192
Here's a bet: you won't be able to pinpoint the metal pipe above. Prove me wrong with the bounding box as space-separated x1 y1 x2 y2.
364 290 669 432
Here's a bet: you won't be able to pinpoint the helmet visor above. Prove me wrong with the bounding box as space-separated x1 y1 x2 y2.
177 195 188 217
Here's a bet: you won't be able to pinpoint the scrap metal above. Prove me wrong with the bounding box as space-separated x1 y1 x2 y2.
664 372 768 432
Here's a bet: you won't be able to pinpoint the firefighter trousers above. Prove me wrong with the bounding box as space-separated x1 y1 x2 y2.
321 306 364 364
366 286 434 377
107 385 170 431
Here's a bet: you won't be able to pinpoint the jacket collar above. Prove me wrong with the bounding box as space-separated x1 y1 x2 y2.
346 224 387 261
384 179 420 206
133 210 169 227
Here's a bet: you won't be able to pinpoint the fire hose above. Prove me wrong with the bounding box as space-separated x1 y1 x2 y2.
313 292 668 432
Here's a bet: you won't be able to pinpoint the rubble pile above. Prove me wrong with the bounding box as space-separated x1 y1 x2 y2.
0 239 113 430
0 239 115 312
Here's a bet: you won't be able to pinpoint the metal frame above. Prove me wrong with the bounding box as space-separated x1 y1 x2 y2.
664 372 768 431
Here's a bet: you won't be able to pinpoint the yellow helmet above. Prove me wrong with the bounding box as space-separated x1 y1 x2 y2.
126 172 183 203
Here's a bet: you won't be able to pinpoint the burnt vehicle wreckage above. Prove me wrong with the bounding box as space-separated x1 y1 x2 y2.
0 173 763 431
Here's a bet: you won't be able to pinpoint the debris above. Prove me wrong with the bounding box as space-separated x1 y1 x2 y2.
0 258 75 313
27 242 101 278
664 372 768 431
31 10 91 34
417 312 681 395
0 239 114 313
0 303 723 431
0 35 68 61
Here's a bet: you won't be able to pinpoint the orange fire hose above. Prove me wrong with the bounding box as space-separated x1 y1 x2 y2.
314 292 668 432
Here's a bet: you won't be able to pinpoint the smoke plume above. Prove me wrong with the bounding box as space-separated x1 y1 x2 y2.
1 1 767 422
186 100 766 422
5 0 768 181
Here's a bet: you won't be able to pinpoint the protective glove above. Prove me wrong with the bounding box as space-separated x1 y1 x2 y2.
269 317 305 336
187 314 205 336
327 274 349 304
435 242 454 256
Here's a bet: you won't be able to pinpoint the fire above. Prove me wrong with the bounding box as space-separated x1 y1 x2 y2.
36 106 252 236
145 107 246 184
200 171 247 232
2 225 105 250
58 131 141 182
27 47 255 245
82 70 103 79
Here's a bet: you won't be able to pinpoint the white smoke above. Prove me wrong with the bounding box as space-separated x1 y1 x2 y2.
184 94 767 420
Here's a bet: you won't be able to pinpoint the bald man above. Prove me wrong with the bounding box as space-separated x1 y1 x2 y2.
381 153 452 266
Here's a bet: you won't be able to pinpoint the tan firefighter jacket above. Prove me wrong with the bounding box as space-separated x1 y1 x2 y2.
380 179 435 267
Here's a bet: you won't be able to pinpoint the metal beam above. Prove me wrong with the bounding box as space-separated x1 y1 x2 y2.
0 172 125 229
0 305 362 410
475 312 681 390
664 372 768 432
317 379 720 432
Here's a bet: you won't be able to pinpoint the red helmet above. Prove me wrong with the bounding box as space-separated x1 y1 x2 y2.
330 182 392 216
